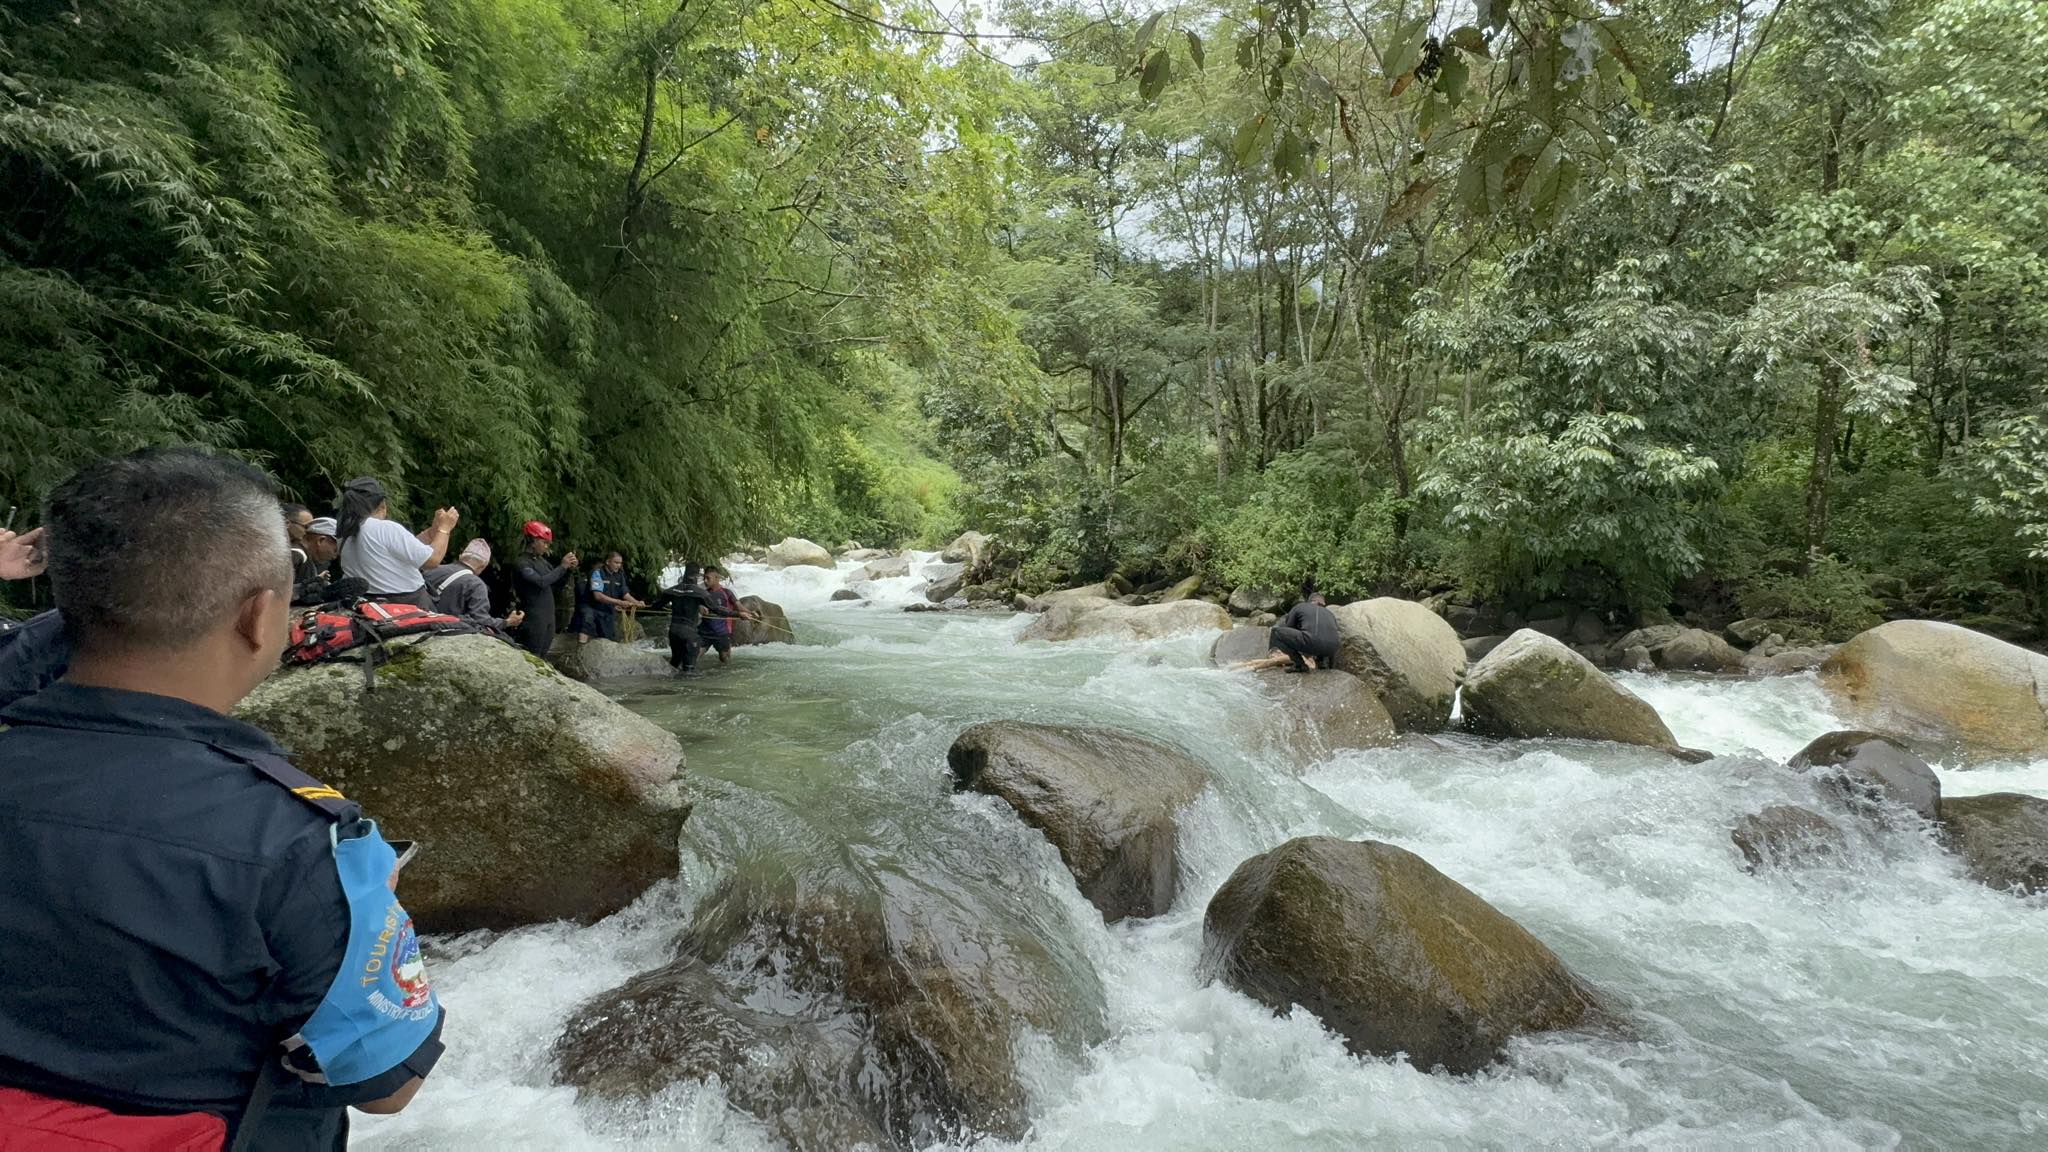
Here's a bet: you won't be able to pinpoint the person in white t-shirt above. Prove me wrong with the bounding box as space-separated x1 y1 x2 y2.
334 477 459 609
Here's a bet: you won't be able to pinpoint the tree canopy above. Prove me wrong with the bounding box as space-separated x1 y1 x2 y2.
5 0 2043 640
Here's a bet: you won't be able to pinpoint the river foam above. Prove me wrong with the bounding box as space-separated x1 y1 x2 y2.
359 555 2048 1150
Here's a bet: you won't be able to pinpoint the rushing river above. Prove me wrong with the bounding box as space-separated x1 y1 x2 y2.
357 555 2048 1150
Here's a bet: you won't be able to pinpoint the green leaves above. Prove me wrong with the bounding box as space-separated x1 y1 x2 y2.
1134 12 1163 58
1138 49 1172 100
1186 30 1204 71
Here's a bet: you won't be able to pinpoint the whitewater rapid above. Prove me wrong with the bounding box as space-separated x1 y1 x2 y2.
357 556 2048 1150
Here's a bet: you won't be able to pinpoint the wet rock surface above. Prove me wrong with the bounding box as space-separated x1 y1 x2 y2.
1202 837 1608 1073
1461 630 1678 751
1820 620 2048 764
1789 730 1941 823
1940 792 2048 896
1731 805 1847 871
1018 597 1230 643
1329 598 1467 732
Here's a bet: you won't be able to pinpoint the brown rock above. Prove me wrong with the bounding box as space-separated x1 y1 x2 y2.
1329 598 1468 731
1940 792 2048 896
1461 630 1678 750
1820 620 2048 763
1789 730 1940 822
1730 805 1846 871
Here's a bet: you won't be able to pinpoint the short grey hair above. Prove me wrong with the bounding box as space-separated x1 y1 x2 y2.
44 448 292 655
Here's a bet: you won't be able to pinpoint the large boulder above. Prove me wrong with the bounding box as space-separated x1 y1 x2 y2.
1940 793 2048 896
1202 837 1607 1073
1209 625 1272 666
940 530 991 569
1613 625 1745 674
765 537 835 570
559 866 1102 1147
1228 586 1288 616
1254 669 1399 761
547 636 673 682
1017 597 1230 644
949 722 1208 922
1730 805 1846 872
1330 598 1467 731
1033 581 1116 607
924 567 968 603
236 634 688 933
1744 646 1833 677
730 596 793 646
856 554 912 582
1462 630 1678 750
1788 730 1940 823
1820 620 2048 764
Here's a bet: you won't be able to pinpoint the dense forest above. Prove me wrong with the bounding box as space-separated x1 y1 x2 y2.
3 0 2044 641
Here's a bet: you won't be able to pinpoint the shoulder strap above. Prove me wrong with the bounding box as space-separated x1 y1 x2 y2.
429 568 478 597
218 746 356 821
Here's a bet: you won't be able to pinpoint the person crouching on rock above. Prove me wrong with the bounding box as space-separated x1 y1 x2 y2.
0 448 445 1150
656 563 754 674
335 476 458 610
428 538 523 636
1237 583 1341 673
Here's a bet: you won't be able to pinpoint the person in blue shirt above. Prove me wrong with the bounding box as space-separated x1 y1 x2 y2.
0 449 444 1150
575 551 644 644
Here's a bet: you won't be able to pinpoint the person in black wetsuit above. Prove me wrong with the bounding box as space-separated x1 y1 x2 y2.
1238 588 1341 673
509 521 576 657
655 564 752 673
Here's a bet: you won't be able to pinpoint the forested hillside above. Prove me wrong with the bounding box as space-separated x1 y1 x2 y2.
5 0 2044 640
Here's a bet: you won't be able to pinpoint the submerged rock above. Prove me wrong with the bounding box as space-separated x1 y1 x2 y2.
1731 805 1847 871
857 555 912 582
1201 837 1607 1073
1209 625 1273 666
1017 597 1230 643
1330 598 1467 731
1820 620 2048 764
236 634 687 932
731 596 793 646
1254 669 1399 761
949 722 1208 922
1789 730 1940 823
830 588 863 602
1461 630 1678 751
560 866 1103 1148
1940 793 2048 896
765 537 835 570
547 636 672 682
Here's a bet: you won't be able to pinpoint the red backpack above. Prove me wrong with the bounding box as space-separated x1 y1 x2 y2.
287 600 482 687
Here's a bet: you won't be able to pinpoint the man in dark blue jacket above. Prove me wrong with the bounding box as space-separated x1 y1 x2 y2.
0 449 444 1150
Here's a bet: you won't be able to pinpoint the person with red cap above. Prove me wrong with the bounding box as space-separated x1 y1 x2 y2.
509 521 576 657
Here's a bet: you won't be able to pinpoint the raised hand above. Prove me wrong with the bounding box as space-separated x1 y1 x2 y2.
506 609 526 628
0 528 46 581
432 507 460 533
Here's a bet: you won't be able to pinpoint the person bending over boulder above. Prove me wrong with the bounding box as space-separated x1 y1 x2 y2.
1238 588 1341 673
0 448 444 1150
428 538 523 635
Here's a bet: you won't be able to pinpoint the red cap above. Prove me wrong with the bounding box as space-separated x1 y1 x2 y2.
522 520 554 541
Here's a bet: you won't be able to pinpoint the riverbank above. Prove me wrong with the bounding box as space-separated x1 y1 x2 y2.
350 553 2048 1150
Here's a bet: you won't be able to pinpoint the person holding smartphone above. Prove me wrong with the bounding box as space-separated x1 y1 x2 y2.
510 521 576 657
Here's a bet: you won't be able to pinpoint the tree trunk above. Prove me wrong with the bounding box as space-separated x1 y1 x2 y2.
1803 96 1850 566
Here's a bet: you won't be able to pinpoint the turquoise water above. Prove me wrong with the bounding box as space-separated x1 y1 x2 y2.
358 557 2048 1150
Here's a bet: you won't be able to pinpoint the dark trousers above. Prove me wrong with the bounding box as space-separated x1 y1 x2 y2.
366 588 434 611
1270 626 1337 672
668 630 702 672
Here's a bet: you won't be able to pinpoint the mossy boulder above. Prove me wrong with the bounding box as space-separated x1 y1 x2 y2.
731 595 793 646
1820 620 2048 764
1788 730 1940 823
949 722 1208 922
1462 630 1678 750
559 866 1103 1147
1940 792 2048 896
1254 669 1399 762
236 634 687 933
1330 598 1468 731
546 636 673 681
1202 837 1607 1073
1017 597 1230 644
1158 574 1204 602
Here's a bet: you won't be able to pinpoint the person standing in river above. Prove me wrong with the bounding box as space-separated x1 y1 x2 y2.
697 565 743 665
1236 584 1341 674
656 563 752 674
510 521 576 657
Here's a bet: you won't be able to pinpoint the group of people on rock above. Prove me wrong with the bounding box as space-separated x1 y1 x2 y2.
276 475 758 673
0 450 781 1150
